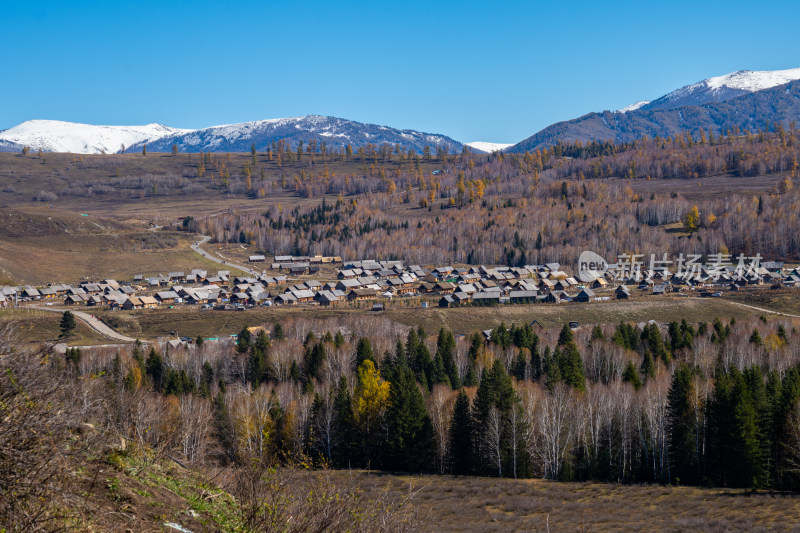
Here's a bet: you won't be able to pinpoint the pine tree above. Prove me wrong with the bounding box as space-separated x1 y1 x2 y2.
59 311 77 337
557 324 574 346
667 365 699 484
708 366 764 488
590 325 605 342
559 341 585 391
333 376 356 467
248 345 266 387
622 360 642 390
513 349 528 381
436 328 459 388
449 389 474 474
303 341 326 382
145 347 164 392
462 363 478 387
472 361 515 475
236 327 251 353
641 351 656 379
355 337 374 368
386 364 435 472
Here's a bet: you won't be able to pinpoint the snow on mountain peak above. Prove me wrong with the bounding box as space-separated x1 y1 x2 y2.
465 142 512 153
617 100 650 113
702 68 800 92
0 119 191 154
643 67 800 110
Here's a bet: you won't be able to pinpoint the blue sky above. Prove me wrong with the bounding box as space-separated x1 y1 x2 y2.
2 0 799 143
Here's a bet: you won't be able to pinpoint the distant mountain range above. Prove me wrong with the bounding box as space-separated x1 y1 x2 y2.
4 68 800 155
0 116 467 155
508 68 800 152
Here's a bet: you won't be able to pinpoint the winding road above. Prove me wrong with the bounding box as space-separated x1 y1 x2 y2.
190 235 261 276
36 306 137 343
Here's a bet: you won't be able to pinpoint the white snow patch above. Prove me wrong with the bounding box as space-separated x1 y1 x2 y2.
704 68 800 91
465 142 513 153
0 120 191 154
661 67 800 103
617 100 650 113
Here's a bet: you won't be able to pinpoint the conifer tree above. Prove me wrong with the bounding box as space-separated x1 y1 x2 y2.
145 347 164 392
557 323 574 346
355 337 374 368
333 376 355 467
558 341 585 391
236 327 251 354
386 364 435 471
641 351 656 379
622 360 642 390
449 389 474 474
667 365 699 484
59 311 77 338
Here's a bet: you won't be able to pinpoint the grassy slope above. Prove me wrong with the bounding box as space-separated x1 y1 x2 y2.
64 441 800 532
92 295 760 341
0 208 250 285
347 472 800 532
0 308 109 346
65 445 242 532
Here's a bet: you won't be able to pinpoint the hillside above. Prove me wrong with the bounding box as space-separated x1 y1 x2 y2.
510 79 800 151
0 120 189 154
642 67 800 111
0 115 465 155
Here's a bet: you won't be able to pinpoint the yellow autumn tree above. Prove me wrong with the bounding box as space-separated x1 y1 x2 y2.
684 205 700 233
353 360 389 436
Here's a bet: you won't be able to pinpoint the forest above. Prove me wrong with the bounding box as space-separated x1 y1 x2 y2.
19 312 800 494
192 125 800 266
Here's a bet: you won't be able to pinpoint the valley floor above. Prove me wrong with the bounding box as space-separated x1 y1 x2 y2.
346 472 800 532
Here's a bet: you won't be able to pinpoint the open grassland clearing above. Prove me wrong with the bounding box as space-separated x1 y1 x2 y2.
0 208 248 284
727 288 800 316
93 295 760 341
344 472 800 532
0 307 107 346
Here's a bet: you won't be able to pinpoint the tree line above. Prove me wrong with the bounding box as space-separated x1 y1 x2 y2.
58 313 800 490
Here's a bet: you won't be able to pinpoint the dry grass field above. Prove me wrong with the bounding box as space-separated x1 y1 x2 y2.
342 472 800 532
0 308 108 346
0 208 250 285
92 294 762 341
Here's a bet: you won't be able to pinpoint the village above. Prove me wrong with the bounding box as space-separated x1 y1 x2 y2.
2 250 797 313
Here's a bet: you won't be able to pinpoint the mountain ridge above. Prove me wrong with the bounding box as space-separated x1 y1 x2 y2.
0 115 467 155
510 76 800 152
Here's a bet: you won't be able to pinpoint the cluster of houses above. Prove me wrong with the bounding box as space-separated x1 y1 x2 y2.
3 258 796 311
249 254 343 277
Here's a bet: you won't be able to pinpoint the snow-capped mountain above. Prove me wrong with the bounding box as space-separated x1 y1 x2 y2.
641 68 800 111
0 120 191 154
465 142 512 153
0 116 464 154
126 115 463 154
511 67 800 152
617 100 649 113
